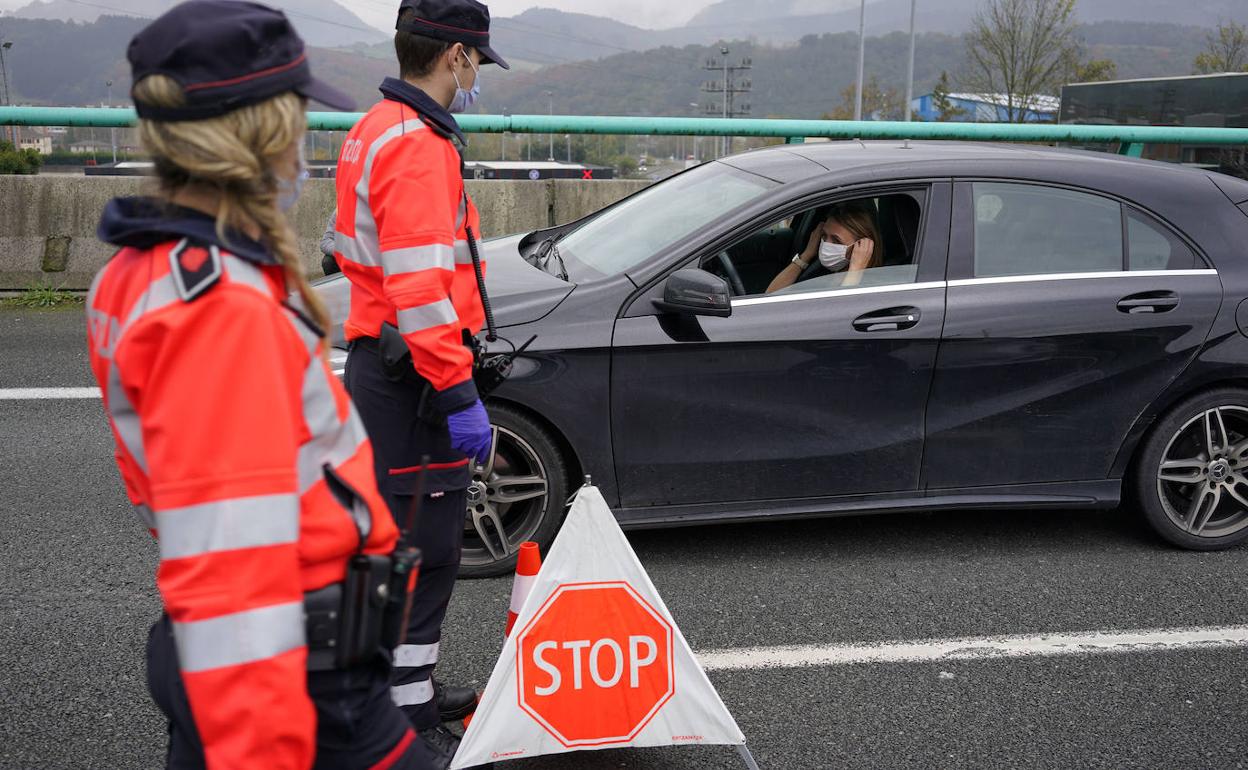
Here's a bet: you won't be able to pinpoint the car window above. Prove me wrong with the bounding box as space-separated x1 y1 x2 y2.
973 183 1123 278
708 191 926 298
1127 208 1197 271
557 162 779 279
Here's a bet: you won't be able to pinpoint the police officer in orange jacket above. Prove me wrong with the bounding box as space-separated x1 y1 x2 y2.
86 3 429 768
333 0 507 765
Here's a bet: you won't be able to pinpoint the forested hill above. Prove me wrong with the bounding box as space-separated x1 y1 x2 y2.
0 15 1219 120
476 21 1215 120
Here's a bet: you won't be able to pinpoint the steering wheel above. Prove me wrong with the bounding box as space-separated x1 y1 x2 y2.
716 250 747 297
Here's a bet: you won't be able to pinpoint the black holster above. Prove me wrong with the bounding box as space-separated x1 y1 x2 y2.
305 554 393 672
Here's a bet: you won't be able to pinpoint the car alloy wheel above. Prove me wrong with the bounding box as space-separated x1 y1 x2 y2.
1155 405 1248 539
460 403 570 577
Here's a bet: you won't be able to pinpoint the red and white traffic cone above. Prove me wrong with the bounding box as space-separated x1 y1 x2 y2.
505 541 542 638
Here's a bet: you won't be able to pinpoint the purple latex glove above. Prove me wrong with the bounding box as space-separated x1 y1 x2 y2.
447 399 492 465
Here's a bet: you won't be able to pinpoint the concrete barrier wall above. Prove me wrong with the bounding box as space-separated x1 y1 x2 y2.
0 176 650 290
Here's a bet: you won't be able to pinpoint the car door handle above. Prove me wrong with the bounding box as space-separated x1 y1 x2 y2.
853 306 921 333
1117 291 1180 314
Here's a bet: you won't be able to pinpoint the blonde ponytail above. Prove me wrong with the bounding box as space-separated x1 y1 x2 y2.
132 75 330 335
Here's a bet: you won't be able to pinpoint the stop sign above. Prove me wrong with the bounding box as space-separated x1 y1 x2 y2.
516 581 674 747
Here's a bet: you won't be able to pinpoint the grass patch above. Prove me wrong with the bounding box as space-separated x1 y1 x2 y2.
2 282 85 309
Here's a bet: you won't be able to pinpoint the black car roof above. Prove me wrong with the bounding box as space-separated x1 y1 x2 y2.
762 139 1201 181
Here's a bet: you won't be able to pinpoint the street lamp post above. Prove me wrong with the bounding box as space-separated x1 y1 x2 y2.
854 0 866 121
106 80 118 163
904 0 917 122
1 41 16 147
565 134 571 164
545 90 554 161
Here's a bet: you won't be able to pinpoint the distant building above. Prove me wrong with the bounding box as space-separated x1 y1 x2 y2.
909 92 1059 123
1060 73 1248 178
19 136 53 155
69 141 110 154
463 161 614 180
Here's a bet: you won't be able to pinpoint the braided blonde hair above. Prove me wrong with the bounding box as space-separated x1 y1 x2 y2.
132 75 329 333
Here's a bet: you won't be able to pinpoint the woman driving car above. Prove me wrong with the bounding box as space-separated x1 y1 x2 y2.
766 200 883 294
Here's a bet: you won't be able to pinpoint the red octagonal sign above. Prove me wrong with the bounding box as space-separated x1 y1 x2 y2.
516 581 675 747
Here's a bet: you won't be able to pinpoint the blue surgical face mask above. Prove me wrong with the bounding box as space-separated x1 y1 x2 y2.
449 52 481 114
278 143 309 212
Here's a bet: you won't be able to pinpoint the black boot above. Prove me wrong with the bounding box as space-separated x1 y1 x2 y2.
418 724 460 770
434 677 478 722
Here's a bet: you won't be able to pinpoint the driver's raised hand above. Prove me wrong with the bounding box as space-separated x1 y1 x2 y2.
848 237 875 270
802 222 826 262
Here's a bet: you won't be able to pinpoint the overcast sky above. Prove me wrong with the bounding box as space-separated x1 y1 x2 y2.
352 1 716 31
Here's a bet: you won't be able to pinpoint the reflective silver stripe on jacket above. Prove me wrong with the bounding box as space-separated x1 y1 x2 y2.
454 240 473 265
221 255 271 298
336 119 430 273
397 299 458 335
336 231 381 269
107 364 148 474
172 601 305 673
393 642 440 668
155 494 300 561
382 244 455 277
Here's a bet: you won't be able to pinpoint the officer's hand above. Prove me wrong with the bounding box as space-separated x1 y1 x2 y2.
447 399 493 466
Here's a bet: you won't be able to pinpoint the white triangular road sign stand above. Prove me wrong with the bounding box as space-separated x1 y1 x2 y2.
451 483 757 768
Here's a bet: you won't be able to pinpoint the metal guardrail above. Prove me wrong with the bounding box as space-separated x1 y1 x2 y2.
3 106 1248 153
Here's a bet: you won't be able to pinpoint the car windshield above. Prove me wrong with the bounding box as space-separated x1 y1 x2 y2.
556 162 780 278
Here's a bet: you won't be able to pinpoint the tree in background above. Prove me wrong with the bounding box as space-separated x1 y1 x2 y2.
0 142 42 175
825 77 903 121
1194 21 1248 73
930 71 968 121
963 0 1080 123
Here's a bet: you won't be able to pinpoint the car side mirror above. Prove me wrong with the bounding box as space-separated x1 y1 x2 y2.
651 268 732 318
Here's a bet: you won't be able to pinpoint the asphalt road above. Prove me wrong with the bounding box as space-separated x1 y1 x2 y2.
3 306 1247 769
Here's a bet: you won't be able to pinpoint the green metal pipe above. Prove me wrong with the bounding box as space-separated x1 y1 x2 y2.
3 106 1248 146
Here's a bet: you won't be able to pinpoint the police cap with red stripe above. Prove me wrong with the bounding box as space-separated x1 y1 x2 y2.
127 0 355 121
397 0 510 70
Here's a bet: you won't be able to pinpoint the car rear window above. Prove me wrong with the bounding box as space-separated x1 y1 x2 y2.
1127 208 1197 271
973 183 1122 278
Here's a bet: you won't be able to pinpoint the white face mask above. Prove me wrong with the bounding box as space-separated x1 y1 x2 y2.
277 143 309 213
818 241 849 271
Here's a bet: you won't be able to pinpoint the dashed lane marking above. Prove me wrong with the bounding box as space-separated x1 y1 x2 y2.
696 625 1248 671
0 388 102 400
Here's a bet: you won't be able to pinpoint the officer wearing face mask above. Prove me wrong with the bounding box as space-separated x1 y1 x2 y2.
332 0 508 766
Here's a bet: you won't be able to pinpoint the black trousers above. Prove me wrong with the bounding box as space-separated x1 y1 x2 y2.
345 343 469 730
146 616 429 770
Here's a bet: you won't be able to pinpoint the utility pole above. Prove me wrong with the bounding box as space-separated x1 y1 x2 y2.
565 134 571 163
106 80 118 163
1 40 16 147
545 90 554 161
904 0 917 121
701 48 752 157
854 0 866 121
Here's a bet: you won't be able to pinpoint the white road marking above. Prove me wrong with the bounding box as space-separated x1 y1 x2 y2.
696 625 1248 672
0 387 101 400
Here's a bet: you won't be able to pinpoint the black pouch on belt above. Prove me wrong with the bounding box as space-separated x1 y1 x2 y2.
378 322 412 382
378 322 443 424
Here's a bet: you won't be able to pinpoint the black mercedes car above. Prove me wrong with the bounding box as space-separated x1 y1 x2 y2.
318 141 1248 577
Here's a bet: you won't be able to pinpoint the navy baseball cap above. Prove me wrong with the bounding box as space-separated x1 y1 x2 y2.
397 0 510 70
128 0 355 122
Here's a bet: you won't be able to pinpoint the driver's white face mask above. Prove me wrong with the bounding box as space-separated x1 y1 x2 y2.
818 241 850 271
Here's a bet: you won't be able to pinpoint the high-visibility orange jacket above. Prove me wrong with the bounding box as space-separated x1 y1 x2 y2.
88 199 400 770
334 78 484 414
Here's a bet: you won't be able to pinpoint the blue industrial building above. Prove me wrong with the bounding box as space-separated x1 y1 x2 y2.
909 92 1060 123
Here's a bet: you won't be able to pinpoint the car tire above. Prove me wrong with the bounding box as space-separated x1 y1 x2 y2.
1133 387 1248 550
459 402 570 578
